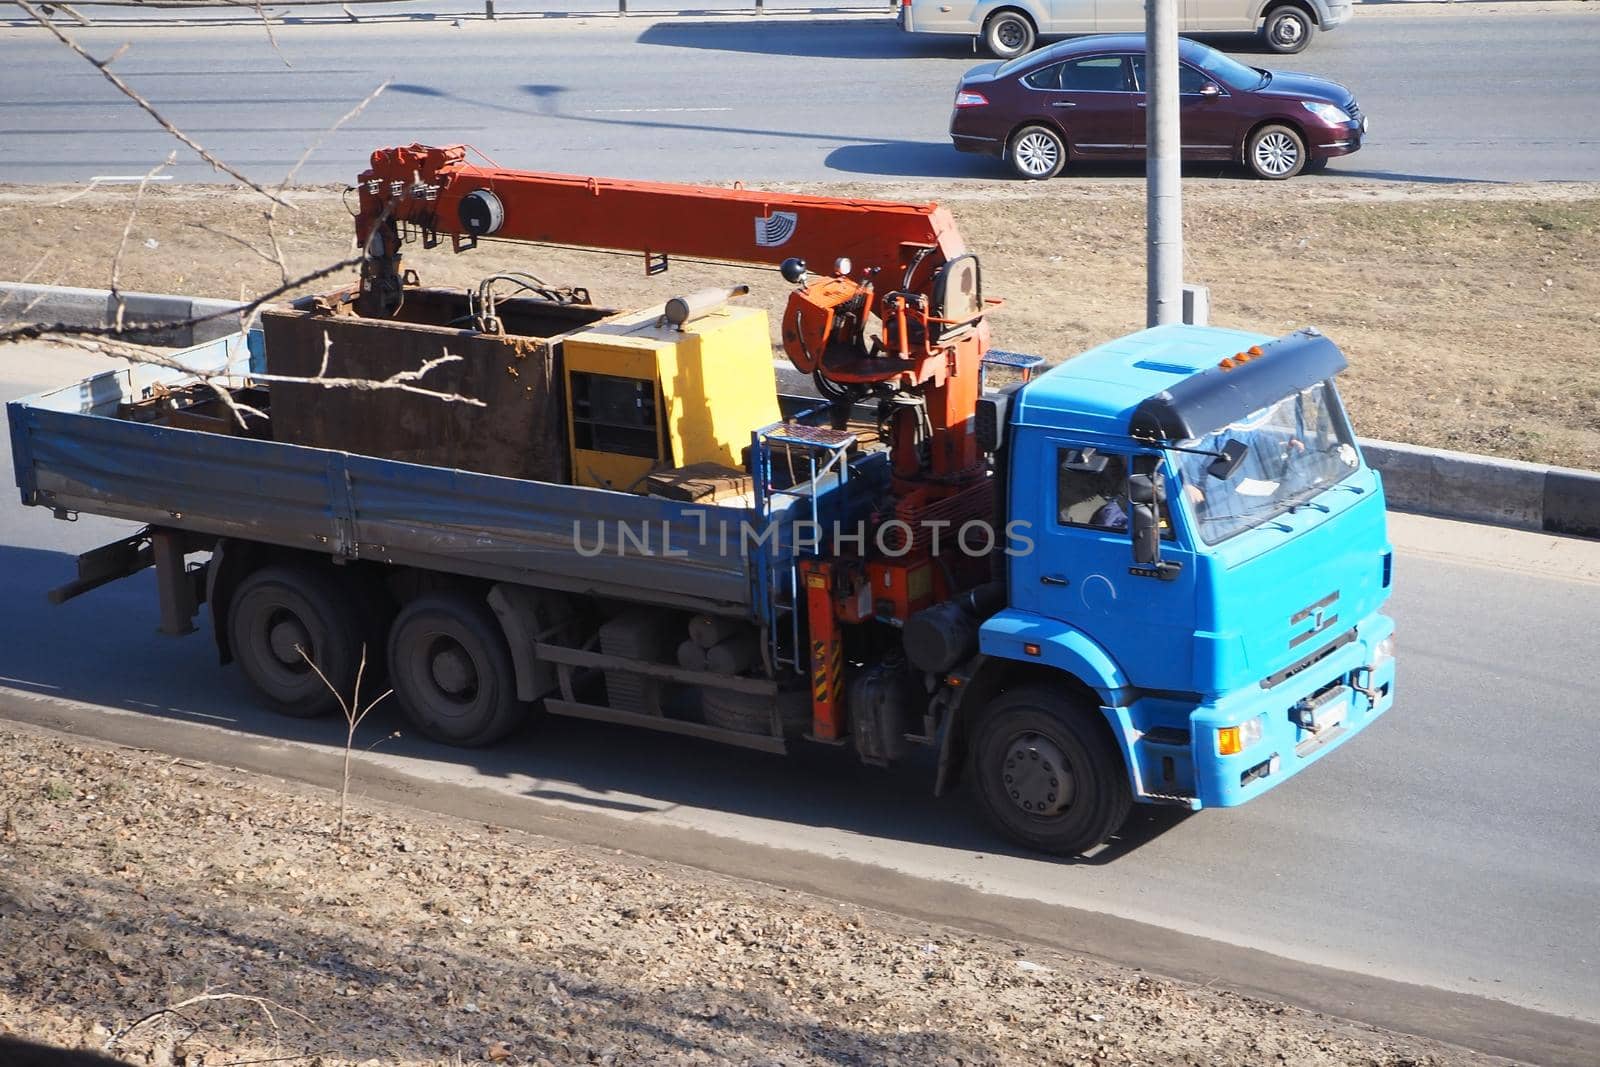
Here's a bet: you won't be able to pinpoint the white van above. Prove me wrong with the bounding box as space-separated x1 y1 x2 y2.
897 0 1352 58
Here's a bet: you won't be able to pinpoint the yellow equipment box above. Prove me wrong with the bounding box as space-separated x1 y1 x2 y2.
563 302 781 492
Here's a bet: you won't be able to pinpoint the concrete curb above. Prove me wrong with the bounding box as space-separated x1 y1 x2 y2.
0 282 245 347
1362 438 1600 539
5 283 1597 540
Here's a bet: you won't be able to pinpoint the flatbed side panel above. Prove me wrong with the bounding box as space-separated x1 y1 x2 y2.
343 451 763 611
12 404 767 616
20 406 339 551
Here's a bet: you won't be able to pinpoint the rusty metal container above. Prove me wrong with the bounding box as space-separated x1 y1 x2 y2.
262 288 616 483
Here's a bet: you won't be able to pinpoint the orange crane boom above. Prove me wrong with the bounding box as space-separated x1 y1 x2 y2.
354 143 995 480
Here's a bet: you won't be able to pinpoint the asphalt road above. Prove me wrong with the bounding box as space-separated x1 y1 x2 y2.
4 342 1599 1060
1 4 1597 185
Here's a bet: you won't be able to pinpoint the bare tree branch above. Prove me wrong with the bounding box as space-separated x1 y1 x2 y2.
249 0 291 68
248 351 486 408
0 254 361 345
109 152 178 332
16 0 290 206
185 220 284 266
296 645 392 838
266 78 390 283
110 992 316 1048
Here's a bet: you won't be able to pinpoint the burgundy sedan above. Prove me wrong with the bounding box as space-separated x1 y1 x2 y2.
949 34 1366 180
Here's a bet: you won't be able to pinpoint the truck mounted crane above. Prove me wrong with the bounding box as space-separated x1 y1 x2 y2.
8 145 1396 854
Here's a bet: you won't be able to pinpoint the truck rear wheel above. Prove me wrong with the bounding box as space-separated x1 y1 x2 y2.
387 593 527 747
968 684 1131 855
229 565 362 718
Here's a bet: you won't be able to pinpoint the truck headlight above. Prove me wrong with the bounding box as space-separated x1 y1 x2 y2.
1302 101 1352 125
1372 634 1395 666
1217 716 1264 756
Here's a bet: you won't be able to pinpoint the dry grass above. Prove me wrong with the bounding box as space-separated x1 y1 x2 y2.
3 179 1597 467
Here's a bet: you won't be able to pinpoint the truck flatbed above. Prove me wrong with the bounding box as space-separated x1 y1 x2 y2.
7 329 846 620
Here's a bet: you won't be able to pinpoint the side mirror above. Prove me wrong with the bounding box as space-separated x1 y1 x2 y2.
1132 503 1161 564
1199 83 1222 98
1127 471 1166 505
1207 439 1248 480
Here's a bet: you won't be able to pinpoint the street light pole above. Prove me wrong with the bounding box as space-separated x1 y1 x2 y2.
1145 0 1183 326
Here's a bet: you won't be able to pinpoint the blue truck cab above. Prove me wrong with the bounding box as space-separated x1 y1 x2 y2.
965 323 1394 846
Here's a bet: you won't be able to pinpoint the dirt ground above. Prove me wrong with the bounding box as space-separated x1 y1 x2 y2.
2 178 1598 469
0 721 1519 1067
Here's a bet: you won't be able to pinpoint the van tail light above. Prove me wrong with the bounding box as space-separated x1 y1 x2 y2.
901 0 911 7
954 90 989 108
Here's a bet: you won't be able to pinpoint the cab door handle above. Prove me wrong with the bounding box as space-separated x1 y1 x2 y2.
1040 574 1069 586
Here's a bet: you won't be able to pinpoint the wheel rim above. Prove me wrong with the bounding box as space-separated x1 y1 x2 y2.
265 610 312 672
419 632 481 714
1254 131 1299 176
1271 14 1304 47
996 17 1026 51
1014 132 1060 177
1001 731 1076 817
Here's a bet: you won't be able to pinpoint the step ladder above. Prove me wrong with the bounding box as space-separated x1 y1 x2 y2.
750 421 857 676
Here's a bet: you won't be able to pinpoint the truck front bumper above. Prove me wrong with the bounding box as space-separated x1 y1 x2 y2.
1117 612 1394 808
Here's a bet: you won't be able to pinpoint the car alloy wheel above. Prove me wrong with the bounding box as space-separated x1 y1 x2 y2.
1013 130 1062 179
1253 130 1300 177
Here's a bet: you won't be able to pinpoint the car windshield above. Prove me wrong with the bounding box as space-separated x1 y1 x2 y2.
1187 43 1269 90
1170 382 1358 545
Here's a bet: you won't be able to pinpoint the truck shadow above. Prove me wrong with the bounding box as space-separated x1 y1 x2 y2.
0 542 1190 865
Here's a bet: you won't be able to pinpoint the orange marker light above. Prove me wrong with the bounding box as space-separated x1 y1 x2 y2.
1217 726 1243 755
1249 345 1264 356
1219 358 1235 371
1024 642 1041 657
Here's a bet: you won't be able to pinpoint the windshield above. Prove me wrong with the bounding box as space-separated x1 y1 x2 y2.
1188 43 1268 90
1171 381 1359 545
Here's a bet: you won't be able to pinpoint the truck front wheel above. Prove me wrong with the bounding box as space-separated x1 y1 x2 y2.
387 593 527 747
229 565 362 718
968 685 1131 855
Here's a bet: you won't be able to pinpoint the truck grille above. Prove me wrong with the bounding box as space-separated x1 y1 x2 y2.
1289 590 1340 649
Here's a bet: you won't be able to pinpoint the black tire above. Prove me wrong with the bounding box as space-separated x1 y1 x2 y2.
1261 5 1313 54
387 593 526 747
702 687 812 737
228 565 363 718
1009 124 1066 181
1245 123 1307 180
982 10 1035 60
968 684 1131 855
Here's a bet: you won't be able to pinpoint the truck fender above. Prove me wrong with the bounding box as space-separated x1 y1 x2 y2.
486 583 574 702
932 615 1132 796
206 538 261 665
977 609 1131 702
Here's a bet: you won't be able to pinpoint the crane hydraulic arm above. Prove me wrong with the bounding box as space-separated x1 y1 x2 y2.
354 144 997 479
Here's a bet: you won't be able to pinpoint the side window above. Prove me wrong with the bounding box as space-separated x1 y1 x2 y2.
1057 448 1130 531
1059 56 1130 93
1178 63 1211 94
1129 57 1214 95
1023 63 1063 91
